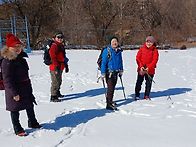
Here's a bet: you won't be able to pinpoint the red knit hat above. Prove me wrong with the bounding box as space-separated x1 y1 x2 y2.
6 33 22 47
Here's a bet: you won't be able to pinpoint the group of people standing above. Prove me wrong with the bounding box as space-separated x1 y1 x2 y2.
0 32 159 136
100 36 159 110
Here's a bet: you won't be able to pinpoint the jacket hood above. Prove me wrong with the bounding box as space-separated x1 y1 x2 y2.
0 47 28 60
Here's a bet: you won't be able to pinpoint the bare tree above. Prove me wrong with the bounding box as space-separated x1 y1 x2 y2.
2 0 59 49
1 0 196 47
113 0 139 44
138 0 162 33
83 0 119 47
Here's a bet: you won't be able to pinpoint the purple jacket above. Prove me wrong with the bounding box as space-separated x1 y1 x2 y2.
1 49 35 111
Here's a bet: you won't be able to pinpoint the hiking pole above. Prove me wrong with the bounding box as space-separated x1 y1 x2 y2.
96 68 100 80
146 72 156 84
102 78 107 98
119 76 126 100
97 75 107 97
97 76 101 83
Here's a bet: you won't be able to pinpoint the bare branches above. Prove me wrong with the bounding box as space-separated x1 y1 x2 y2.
0 0 195 48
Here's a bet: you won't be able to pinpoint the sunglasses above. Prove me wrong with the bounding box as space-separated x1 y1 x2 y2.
56 34 64 39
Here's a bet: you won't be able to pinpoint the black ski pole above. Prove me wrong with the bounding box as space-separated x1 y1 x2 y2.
102 78 107 98
146 72 155 84
97 76 101 83
119 76 126 100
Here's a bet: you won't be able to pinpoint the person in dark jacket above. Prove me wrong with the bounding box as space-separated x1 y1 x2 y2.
134 36 159 100
1 33 41 136
101 36 123 110
49 31 69 102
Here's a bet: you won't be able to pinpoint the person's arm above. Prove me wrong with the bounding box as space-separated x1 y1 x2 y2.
101 48 109 75
147 49 159 71
136 48 144 69
49 43 59 70
2 60 18 98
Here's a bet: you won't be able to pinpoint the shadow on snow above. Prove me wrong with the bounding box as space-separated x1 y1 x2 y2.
61 87 123 101
26 88 191 134
42 108 109 131
39 99 133 131
129 87 192 99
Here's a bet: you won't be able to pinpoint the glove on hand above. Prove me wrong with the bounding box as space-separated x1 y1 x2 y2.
101 74 106 80
119 70 123 77
65 64 69 73
139 67 147 76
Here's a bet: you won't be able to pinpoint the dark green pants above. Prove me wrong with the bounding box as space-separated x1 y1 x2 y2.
50 70 63 96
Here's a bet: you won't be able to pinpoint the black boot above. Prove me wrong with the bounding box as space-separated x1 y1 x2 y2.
26 107 42 129
50 95 62 102
57 91 65 98
28 120 42 129
106 103 117 111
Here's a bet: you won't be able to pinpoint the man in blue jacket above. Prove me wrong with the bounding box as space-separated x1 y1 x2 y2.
101 36 123 110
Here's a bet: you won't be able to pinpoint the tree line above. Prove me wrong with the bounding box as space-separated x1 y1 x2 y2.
0 0 196 49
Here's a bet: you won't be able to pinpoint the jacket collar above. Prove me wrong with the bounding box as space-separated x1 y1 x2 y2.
1 47 28 60
143 43 156 51
109 45 123 53
54 41 63 46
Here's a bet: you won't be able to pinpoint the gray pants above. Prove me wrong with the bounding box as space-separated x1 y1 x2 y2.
50 70 63 96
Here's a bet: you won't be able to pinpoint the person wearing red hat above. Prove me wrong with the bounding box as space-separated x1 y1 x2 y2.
5 33 23 47
134 35 159 100
0 33 41 136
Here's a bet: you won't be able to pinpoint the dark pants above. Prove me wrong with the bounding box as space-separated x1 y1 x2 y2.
135 73 154 97
10 107 38 134
105 72 118 104
50 70 63 96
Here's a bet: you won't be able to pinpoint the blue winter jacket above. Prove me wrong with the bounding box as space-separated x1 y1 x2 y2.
101 45 123 75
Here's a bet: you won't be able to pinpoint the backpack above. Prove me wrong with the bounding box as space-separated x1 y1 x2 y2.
43 39 54 65
0 58 5 90
97 47 111 70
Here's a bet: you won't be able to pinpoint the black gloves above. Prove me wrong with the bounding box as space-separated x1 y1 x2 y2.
65 64 69 73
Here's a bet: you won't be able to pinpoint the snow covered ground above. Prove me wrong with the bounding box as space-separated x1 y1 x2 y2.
0 48 196 147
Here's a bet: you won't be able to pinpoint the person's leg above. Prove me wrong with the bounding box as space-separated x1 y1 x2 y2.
50 71 61 102
135 73 144 98
10 111 24 134
106 74 117 103
57 70 64 98
26 107 41 128
105 73 118 110
144 74 154 99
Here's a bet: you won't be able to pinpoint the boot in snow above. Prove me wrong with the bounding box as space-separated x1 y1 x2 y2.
57 91 65 98
17 130 27 137
50 95 62 102
106 103 117 111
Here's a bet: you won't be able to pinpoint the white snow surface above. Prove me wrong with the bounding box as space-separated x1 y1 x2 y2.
0 48 196 147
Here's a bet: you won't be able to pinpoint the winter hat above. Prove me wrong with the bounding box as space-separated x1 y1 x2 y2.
54 31 64 38
109 36 119 44
6 33 22 47
146 36 156 44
